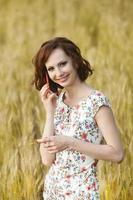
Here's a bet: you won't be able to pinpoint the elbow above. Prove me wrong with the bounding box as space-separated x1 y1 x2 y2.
41 159 53 167
41 157 55 167
114 149 124 164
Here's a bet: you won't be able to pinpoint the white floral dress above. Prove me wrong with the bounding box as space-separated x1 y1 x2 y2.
43 90 111 200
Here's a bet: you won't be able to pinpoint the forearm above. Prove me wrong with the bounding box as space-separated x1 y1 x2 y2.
40 114 56 166
68 138 124 163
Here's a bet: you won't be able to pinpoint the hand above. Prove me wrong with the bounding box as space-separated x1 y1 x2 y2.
39 84 57 113
36 135 71 153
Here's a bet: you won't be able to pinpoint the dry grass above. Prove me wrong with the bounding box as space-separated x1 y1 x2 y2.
0 0 132 199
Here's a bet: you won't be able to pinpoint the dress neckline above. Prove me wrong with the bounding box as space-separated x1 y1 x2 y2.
61 89 96 109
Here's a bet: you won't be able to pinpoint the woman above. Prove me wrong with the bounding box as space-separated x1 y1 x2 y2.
32 37 124 200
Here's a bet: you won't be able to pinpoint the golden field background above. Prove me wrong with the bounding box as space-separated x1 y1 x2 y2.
0 0 132 199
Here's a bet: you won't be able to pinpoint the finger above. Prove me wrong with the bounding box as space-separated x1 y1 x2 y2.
40 85 49 96
47 145 57 151
36 139 45 143
48 148 58 153
43 138 52 143
36 138 50 143
46 90 53 98
49 93 58 100
40 84 49 92
41 88 50 100
40 86 49 96
43 143 51 148
48 150 58 154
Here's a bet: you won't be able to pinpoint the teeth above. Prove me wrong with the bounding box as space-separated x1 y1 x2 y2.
60 77 67 80
58 75 68 81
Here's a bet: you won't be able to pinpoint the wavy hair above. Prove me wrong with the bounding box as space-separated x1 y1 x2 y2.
32 37 93 90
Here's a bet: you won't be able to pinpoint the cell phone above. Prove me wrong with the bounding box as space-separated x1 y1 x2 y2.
45 73 59 95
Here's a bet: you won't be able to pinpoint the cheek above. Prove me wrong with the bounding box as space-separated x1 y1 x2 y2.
48 73 54 81
65 64 74 72
46 74 53 80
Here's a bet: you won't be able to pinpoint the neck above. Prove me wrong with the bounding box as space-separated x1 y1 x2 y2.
64 79 91 99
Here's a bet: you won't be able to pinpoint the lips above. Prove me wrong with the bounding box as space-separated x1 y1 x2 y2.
57 74 69 82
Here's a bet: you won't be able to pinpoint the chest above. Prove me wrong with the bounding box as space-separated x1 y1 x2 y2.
54 101 102 143
55 102 97 132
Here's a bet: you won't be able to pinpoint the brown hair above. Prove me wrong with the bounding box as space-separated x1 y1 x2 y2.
32 37 93 90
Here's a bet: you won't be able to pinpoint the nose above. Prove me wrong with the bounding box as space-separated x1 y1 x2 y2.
55 67 64 78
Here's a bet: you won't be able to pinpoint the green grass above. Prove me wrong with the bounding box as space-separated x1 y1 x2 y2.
0 0 132 199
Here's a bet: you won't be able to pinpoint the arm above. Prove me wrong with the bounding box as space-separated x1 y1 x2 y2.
39 114 56 166
37 84 57 167
38 107 124 164
68 106 124 163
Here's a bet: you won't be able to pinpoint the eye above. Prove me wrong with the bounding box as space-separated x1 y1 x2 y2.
47 67 54 72
59 61 67 67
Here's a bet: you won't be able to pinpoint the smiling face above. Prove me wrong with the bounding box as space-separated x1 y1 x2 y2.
45 48 81 88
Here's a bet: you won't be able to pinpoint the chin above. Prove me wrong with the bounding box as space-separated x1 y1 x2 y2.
57 81 71 88
56 78 71 87
58 83 69 88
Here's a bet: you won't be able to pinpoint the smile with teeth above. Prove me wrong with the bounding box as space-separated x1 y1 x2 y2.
57 74 69 82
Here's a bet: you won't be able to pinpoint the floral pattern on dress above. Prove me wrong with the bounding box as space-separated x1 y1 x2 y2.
43 90 111 200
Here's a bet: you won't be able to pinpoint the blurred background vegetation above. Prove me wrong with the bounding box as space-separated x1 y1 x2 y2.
0 0 132 199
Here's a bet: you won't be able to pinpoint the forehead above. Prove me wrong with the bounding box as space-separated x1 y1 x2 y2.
45 48 70 67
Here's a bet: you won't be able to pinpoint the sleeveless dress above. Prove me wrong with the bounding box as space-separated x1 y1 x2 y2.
43 90 111 200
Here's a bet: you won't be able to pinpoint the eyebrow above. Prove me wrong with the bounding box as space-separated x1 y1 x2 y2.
46 60 67 68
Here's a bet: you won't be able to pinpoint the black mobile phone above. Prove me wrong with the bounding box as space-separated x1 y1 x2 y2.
45 73 59 95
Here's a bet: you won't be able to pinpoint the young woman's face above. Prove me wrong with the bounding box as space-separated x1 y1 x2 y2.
45 48 80 87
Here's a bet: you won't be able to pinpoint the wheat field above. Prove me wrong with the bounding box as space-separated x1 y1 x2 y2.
0 0 132 199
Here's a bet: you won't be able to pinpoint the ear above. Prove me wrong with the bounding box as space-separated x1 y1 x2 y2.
72 59 79 70
75 63 79 70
